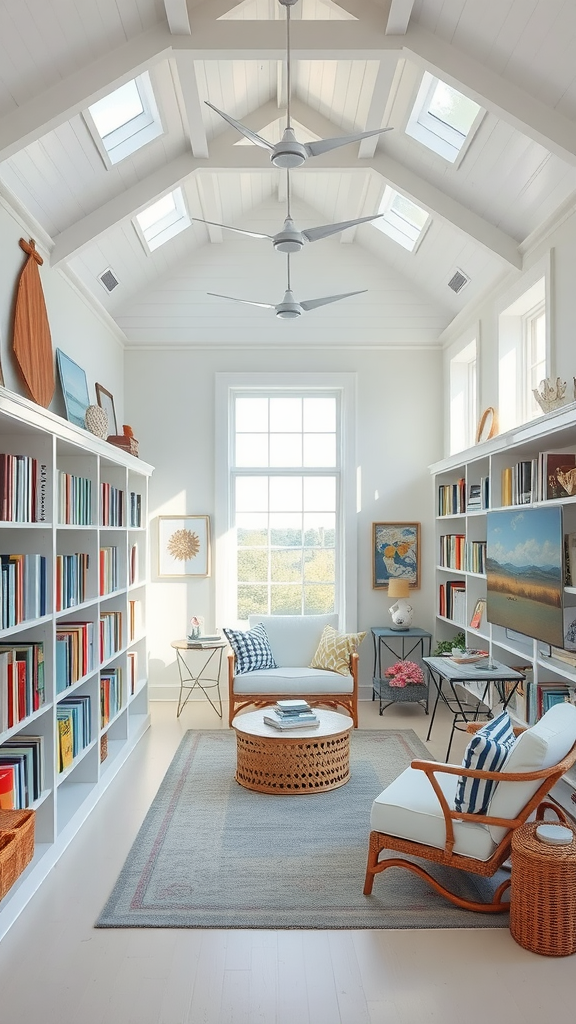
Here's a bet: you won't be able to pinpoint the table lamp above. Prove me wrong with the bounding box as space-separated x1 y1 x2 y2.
388 578 413 631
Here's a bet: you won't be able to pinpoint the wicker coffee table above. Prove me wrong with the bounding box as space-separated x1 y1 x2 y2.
231 709 353 795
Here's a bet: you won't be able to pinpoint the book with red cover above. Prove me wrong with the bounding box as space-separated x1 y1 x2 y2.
0 765 16 809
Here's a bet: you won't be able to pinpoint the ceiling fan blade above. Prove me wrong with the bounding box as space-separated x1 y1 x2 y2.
300 290 367 312
191 217 273 240
304 127 392 158
207 292 275 310
302 213 384 243
204 101 275 151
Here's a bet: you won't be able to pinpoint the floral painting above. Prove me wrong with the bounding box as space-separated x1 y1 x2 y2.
372 522 420 589
158 516 211 578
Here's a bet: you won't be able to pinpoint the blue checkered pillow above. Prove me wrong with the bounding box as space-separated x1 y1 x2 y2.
223 623 277 675
454 711 516 815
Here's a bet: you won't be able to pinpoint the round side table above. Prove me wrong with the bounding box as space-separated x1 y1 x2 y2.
510 820 576 956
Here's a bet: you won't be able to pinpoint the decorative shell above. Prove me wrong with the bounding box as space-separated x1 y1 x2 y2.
85 403 108 438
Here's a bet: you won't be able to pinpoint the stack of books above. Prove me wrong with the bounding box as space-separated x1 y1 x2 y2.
263 699 319 730
186 633 222 648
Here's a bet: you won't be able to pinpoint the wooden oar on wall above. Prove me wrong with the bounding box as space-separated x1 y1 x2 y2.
13 238 55 408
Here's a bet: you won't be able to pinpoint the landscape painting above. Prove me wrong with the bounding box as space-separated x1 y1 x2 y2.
486 507 564 648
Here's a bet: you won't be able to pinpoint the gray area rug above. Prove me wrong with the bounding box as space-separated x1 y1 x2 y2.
97 729 509 929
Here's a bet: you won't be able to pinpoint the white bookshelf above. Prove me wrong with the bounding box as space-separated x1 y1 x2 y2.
431 403 576 818
0 388 153 939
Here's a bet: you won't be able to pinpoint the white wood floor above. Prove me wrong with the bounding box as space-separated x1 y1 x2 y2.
0 698 573 1024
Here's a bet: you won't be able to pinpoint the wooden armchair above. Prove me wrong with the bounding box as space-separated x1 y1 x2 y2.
363 706 576 913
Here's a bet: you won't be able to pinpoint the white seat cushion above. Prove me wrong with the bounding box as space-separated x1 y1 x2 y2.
488 702 576 842
371 767 497 862
232 666 353 695
248 614 338 667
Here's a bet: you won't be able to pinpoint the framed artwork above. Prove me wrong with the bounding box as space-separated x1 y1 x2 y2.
158 516 211 578
56 348 90 428
95 382 118 436
372 522 420 589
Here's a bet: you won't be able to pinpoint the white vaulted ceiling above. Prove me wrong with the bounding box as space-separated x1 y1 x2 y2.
0 0 575 347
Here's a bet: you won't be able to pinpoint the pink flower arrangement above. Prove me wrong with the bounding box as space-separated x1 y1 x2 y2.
384 660 424 688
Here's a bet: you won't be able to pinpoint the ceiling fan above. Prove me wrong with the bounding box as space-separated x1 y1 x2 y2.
208 254 366 319
205 0 392 169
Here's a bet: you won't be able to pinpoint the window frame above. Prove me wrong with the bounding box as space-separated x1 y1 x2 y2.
448 330 478 455
405 71 484 166
83 71 163 168
133 187 191 254
215 373 357 631
373 185 430 253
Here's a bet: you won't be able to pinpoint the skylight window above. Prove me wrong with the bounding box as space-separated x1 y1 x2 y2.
406 72 482 163
85 72 163 166
373 186 429 252
134 188 191 253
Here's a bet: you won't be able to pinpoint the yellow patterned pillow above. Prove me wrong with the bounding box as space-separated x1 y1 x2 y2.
309 625 367 676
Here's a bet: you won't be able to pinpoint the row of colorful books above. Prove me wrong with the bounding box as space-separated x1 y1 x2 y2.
101 668 123 727
58 471 93 525
464 540 486 574
129 491 142 528
438 534 465 570
438 581 466 625
55 552 89 611
56 622 95 693
0 642 45 732
0 735 44 808
57 695 92 771
500 450 576 507
0 453 47 523
437 479 466 516
101 482 124 527
99 546 119 596
100 611 122 662
0 553 47 628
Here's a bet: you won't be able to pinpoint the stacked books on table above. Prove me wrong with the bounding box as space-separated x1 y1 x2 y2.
186 633 222 648
263 699 319 730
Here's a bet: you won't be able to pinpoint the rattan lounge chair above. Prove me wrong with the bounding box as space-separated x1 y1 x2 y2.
363 704 576 913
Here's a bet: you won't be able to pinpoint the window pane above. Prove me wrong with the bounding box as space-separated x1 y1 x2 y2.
270 433 302 467
137 193 176 233
271 549 303 582
237 513 268 547
237 549 268 582
428 81 480 136
391 193 428 230
236 477 268 512
238 585 268 620
236 434 269 467
269 477 302 512
270 397 302 432
90 79 143 137
304 548 335 582
303 477 336 512
304 512 335 547
303 397 336 432
236 397 268 432
304 585 335 614
270 513 302 546
303 434 336 467
271 585 302 615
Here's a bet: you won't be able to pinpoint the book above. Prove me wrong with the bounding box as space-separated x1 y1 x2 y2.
57 715 74 771
0 764 15 809
275 699 312 713
470 598 486 630
263 714 320 730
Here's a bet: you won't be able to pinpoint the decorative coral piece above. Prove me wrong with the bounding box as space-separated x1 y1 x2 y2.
533 377 567 414
384 660 424 688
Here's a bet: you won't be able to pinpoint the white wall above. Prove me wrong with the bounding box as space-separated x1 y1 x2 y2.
0 198 124 422
440 203 576 453
125 346 443 700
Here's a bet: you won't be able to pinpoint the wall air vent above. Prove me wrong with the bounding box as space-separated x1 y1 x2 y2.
98 268 119 293
448 269 470 294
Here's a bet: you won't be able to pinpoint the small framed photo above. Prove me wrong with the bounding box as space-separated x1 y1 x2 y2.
95 383 118 436
372 522 420 589
158 516 211 578
56 349 90 428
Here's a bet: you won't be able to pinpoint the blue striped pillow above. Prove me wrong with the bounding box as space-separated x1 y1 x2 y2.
223 623 277 675
454 711 516 815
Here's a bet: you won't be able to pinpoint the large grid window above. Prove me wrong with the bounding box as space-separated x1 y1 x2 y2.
232 394 340 621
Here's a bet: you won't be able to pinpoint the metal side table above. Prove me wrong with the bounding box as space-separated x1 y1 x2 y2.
371 627 432 715
171 640 227 718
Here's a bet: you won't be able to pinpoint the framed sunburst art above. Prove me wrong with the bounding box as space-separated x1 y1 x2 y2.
157 516 211 578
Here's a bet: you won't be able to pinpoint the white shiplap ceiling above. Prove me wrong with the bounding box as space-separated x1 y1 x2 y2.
0 0 575 347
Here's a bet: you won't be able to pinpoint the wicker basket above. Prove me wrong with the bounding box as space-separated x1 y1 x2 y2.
510 821 576 956
100 733 108 762
0 809 35 900
374 679 428 705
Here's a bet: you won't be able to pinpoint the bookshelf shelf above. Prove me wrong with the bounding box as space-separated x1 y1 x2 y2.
0 387 153 941
431 406 576 806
